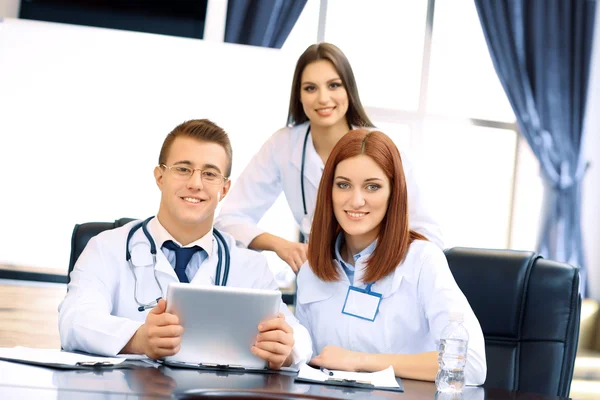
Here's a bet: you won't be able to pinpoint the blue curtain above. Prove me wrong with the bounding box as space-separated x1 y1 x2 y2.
225 0 307 48
474 0 597 292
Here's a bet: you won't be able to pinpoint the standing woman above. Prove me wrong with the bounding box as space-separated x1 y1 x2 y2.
215 43 443 272
295 129 486 384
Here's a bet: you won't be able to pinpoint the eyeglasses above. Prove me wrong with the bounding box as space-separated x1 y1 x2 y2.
160 164 228 185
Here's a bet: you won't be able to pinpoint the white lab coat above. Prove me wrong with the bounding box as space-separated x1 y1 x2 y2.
58 219 313 365
215 122 444 248
294 240 487 386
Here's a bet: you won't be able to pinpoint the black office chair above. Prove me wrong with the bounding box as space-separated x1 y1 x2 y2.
445 247 581 397
68 218 135 283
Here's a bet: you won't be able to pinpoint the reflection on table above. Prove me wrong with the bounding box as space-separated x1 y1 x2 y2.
0 360 569 400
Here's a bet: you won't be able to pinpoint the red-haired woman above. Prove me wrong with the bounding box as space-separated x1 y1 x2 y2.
295 129 486 384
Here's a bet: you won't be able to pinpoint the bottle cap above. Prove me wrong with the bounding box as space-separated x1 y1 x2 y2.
449 311 464 322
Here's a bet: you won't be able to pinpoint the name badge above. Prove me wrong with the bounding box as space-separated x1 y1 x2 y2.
342 283 382 322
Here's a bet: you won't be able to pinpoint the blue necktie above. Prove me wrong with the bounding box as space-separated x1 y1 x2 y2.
162 240 201 284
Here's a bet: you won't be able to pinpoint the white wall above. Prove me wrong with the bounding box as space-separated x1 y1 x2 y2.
0 18 298 282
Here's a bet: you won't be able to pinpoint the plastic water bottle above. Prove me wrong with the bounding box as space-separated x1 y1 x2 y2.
435 312 469 394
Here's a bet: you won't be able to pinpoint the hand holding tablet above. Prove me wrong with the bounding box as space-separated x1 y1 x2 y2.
164 283 284 369
252 312 295 369
123 299 183 359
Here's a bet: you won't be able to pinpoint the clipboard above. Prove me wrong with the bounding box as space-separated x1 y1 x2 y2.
0 347 132 370
0 358 133 370
293 364 404 393
159 360 298 375
294 376 404 393
0 356 131 370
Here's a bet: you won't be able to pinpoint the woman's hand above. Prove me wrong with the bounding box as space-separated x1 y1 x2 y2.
249 233 308 273
309 345 364 372
274 239 308 273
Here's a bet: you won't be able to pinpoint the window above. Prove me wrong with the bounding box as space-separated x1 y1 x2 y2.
427 0 515 122
281 0 320 55
285 0 521 249
421 121 517 248
325 0 427 111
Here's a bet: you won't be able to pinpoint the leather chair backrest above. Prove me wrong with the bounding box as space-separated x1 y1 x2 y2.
445 247 581 397
68 218 135 283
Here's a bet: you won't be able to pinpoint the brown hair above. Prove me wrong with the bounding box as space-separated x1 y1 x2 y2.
287 43 374 128
308 129 427 283
158 119 233 177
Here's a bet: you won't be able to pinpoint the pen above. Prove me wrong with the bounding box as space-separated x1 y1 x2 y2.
320 367 334 376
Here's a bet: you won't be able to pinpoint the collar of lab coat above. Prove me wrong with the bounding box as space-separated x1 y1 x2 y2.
296 257 406 304
149 216 214 257
135 217 219 284
290 122 324 192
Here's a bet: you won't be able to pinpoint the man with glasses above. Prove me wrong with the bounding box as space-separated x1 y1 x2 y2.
59 119 312 369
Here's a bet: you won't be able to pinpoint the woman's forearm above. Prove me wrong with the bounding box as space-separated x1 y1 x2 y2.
358 351 439 381
249 232 283 252
249 233 308 272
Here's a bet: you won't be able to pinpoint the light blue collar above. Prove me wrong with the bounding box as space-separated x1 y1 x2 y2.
334 232 377 270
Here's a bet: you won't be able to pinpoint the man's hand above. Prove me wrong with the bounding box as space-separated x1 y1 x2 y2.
251 313 295 369
274 239 308 273
123 299 184 359
310 345 363 372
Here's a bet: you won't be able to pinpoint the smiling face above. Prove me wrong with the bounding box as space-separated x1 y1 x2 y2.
154 136 230 243
300 60 349 131
332 154 391 250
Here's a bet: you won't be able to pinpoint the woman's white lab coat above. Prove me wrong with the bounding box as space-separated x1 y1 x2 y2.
58 219 313 363
295 240 487 385
215 122 444 248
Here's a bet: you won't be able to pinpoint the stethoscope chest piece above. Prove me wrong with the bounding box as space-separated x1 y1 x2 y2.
127 217 230 312
301 215 312 239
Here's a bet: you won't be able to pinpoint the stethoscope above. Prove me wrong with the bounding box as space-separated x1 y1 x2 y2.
300 125 311 241
125 216 231 312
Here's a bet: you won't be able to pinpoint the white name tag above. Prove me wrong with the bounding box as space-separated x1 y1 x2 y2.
342 284 382 322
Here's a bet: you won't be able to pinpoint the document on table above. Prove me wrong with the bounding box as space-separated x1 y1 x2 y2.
295 364 403 392
0 347 127 369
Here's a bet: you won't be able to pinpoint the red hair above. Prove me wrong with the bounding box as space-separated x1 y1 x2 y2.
308 129 427 283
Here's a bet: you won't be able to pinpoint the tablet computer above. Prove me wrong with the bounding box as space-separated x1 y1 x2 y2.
164 283 281 369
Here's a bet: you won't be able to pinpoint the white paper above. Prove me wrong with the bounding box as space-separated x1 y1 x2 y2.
298 364 399 388
0 347 126 366
115 353 151 360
